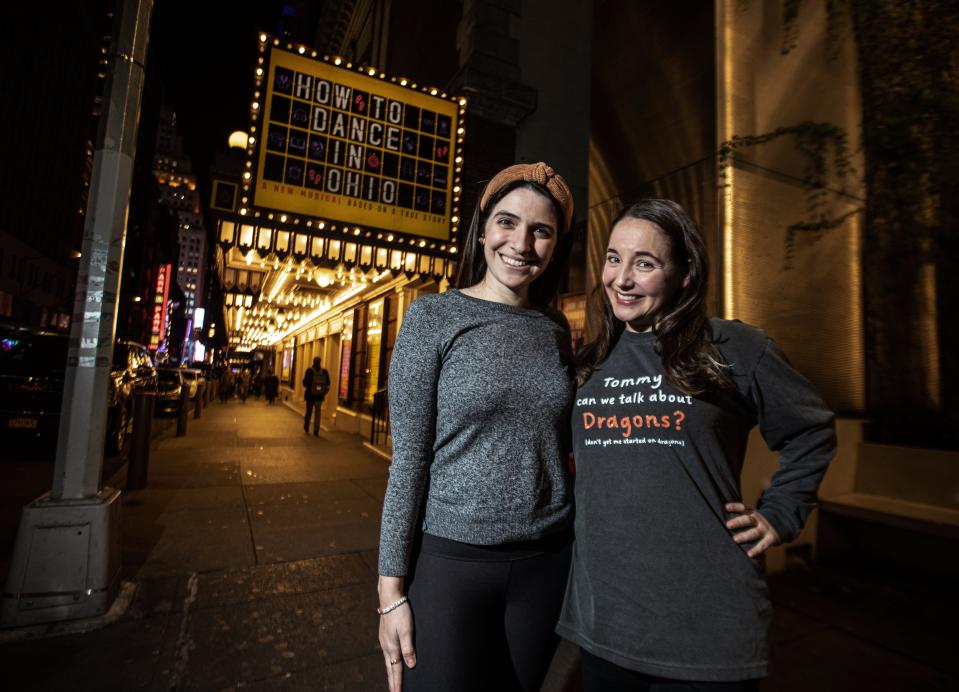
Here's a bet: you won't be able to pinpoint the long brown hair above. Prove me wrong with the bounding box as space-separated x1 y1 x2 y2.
575 198 731 394
455 180 571 308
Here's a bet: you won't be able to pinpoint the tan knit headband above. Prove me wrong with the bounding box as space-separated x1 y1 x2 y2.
479 162 574 232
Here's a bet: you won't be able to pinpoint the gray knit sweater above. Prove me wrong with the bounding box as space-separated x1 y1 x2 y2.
377 289 575 576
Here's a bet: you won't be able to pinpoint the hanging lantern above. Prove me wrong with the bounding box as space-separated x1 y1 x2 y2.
403 251 418 278
342 242 358 267
218 220 236 250
292 232 309 262
374 246 389 272
389 248 404 276
238 225 255 253
358 245 374 273
309 236 325 266
325 239 343 268
255 226 273 258
274 230 291 260
418 254 433 276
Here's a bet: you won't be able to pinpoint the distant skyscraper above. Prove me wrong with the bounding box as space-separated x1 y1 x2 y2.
153 107 207 361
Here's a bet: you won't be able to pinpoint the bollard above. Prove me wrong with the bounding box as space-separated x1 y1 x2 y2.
194 382 204 419
177 384 190 436
127 389 155 490
203 379 210 408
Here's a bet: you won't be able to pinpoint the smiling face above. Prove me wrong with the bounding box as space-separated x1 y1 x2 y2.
477 186 559 304
603 217 689 332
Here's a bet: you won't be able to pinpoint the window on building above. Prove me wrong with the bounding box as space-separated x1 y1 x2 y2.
338 315 353 402
363 298 385 405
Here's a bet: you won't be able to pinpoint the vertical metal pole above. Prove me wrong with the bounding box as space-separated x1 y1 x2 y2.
127 389 155 490
177 385 190 436
53 0 153 500
1 0 154 628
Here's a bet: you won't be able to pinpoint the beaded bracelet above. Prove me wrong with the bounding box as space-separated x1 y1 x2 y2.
377 595 408 615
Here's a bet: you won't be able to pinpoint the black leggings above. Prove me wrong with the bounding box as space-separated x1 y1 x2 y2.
581 649 761 692
402 530 573 692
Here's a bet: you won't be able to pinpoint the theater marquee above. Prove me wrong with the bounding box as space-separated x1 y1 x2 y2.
247 38 465 243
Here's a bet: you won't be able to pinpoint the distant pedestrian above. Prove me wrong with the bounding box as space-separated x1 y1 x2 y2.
252 371 263 399
239 368 251 402
218 368 232 403
265 371 280 405
302 356 330 435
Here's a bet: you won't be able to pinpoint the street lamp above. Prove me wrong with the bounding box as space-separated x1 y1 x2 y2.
228 130 249 149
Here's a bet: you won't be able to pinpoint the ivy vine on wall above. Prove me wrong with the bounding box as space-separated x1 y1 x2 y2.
717 121 862 268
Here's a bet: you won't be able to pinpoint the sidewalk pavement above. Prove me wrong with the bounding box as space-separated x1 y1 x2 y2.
0 398 956 691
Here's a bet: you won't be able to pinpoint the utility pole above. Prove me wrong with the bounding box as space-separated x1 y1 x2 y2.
1 0 153 627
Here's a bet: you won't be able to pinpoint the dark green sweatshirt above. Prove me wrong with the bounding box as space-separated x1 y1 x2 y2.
557 318 836 681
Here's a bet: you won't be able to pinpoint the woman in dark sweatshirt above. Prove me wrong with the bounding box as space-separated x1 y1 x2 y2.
377 163 577 692
557 199 836 691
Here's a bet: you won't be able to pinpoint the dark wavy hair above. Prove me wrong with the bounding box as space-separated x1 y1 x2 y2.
455 180 571 308
575 198 731 394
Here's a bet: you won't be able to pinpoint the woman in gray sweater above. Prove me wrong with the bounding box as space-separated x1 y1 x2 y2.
377 162 577 692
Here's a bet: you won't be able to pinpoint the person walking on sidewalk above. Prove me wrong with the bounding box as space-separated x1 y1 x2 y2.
218 368 233 403
302 356 330 435
264 369 279 405
377 162 577 692
557 199 837 691
238 368 251 402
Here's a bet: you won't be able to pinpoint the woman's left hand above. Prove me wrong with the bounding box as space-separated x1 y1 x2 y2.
724 503 781 557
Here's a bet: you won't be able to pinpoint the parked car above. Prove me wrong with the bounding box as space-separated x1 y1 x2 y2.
0 327 157 456
107 340 157 452
155 368 185 416
0 327 69 455
179 368 205 400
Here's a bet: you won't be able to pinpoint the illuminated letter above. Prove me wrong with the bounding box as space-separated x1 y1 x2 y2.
344 171 361 197
347 144 363 169
387 100 403 124
326 168 341 193
385 126 400 151
370 94 386 119
315 79 331 104
349 117 366 142
331 112 346 138
333 84 352 109
382 180 396 203
311 107 328 133
295 73 313 100
369 122 383 146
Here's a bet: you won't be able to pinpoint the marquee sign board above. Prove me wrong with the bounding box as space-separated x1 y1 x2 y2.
248 40 464 243
150 263 172 350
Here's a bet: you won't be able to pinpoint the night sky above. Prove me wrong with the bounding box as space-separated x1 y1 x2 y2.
146 1 289 187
